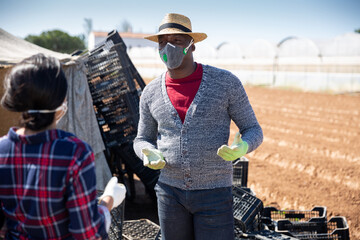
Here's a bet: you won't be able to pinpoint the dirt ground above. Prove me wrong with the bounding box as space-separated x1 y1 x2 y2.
127 83 360 239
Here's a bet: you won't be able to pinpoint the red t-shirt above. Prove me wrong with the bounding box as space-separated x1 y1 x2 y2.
165 63 203 123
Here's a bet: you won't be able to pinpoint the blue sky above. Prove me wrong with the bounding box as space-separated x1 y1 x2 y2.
1 0 359 47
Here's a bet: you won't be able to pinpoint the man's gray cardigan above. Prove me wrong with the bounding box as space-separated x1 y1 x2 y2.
133 64 263 190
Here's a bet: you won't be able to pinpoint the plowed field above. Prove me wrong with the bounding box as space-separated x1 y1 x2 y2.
235 86 360 239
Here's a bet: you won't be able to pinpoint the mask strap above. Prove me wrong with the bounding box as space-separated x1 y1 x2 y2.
184 39 194 54
27 101 67 114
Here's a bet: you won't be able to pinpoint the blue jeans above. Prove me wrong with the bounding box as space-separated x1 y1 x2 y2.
155 182 234 240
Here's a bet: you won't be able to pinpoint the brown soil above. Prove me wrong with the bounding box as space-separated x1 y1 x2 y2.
240 86 360 239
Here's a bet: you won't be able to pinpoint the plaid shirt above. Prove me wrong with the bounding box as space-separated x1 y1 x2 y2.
0 128 107 240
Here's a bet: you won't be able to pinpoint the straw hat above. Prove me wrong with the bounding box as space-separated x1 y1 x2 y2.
145 13 207 43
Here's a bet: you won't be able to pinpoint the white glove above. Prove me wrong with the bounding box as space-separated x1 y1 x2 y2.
99 177 126 210
141 148 166 170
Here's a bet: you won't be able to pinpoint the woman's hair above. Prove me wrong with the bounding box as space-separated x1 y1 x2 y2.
1 53 68 131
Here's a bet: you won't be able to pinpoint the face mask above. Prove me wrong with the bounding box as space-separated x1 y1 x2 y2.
27 101 68 124
159 39 194 69
55 102 68 124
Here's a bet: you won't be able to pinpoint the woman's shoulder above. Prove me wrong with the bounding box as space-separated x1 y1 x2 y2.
55 129 93 153
53 130 94 168
0 134 11 150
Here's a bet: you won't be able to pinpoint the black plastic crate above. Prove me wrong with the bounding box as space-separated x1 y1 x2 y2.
262 206 327 234
122 219 160 240
282 216 350 240
88 30 145 91
108 203 125 240
82 30 145 149
97 191 125 240
263 206 327 222
276 218 328 235
235 230 300 240
233 186 264 233
93 92 139 148
233 157 249 187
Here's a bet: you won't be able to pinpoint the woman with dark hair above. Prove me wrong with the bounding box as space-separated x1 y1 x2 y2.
0 54 125 239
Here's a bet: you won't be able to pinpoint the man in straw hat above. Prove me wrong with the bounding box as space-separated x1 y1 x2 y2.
133 13 263 239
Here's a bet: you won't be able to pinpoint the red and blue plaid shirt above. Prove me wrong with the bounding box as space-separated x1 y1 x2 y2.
0 128 108 239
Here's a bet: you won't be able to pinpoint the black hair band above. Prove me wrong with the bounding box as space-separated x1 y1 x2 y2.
159 23 192 33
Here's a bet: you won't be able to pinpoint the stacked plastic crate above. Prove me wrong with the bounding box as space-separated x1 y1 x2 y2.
232 157 264 236
82 30 145 148
232 157 350 240
82 30 160 240
82 31 159 200
261 206 350 239
122 219 161 240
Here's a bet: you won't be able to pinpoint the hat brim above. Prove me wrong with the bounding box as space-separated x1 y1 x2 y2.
144 29 207 43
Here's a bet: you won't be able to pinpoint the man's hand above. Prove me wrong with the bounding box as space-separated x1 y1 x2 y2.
217 132 249 161
142 148 166 170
